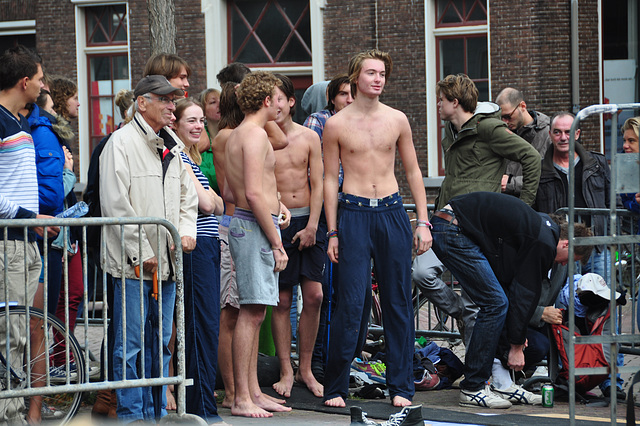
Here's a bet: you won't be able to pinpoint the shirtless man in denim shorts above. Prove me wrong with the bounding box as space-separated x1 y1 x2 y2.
225 71 291 418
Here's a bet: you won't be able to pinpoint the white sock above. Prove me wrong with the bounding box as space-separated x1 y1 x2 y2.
491 358 513 390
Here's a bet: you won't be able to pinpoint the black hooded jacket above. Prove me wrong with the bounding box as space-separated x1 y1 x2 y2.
449 192 560 345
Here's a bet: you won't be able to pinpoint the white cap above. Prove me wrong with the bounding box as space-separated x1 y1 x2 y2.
577 273 620 301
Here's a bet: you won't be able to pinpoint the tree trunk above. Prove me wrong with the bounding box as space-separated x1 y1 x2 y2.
147 0 176 55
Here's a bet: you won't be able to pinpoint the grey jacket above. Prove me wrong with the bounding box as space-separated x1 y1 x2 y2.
504 110 552 196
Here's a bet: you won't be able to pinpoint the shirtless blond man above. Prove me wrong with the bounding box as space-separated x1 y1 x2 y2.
225 71 292 418
322 50 432 408
271 74 325 398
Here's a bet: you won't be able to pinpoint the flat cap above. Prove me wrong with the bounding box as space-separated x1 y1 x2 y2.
134 75 184 98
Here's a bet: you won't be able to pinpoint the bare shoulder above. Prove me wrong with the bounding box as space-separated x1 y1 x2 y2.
325 109 349 131
213 128 233 148
381 103 410 124
292 122 320 145
233 122 269 150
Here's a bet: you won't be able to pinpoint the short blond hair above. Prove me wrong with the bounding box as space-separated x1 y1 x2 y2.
622 117 640 139
348 49 392 98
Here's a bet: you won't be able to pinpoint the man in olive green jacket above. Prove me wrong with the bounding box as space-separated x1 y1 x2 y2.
412 74 544 408
434 75 541 210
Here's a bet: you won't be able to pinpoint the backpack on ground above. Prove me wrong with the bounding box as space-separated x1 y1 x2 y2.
551 308 611 394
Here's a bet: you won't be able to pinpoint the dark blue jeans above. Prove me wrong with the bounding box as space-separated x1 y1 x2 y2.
324 193 414 402
431 215 508 392
184 236 222 423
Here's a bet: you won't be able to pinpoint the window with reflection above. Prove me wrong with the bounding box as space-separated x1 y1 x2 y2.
228 0 311 66
86 4 127 46
436 0 487 27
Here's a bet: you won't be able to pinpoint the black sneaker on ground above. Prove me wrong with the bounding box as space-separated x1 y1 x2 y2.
602 386 627 401
380 405 423 426
350 406 378 425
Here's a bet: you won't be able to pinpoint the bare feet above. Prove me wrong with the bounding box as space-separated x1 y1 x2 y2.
272 373 294 397
392 395 412 407
296 371 324 398
231 400 273 418
166 386 177 411
264 393 286 405
221 394 234 409
324 396 346 407
253 392 292 412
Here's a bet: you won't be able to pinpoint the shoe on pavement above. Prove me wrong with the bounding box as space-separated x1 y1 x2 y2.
414 369 440 391
41 404 65 420
350 406 378 425
351 357 386 384
380 405 423 426
459 385 512 409
491 383 542 405
602 385 627 401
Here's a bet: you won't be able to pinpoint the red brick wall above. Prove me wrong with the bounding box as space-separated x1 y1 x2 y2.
490 0 601 151
0 0 35 20
324 0 427 203
36 0 77 80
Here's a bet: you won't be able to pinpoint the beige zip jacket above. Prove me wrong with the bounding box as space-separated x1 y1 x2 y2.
99 112 197 280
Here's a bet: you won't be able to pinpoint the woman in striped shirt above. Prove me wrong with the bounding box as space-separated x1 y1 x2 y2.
174 98 225 423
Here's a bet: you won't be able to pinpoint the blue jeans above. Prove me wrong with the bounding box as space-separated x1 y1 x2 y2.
431 215 508 392
112 277 175 422
578 249 611 284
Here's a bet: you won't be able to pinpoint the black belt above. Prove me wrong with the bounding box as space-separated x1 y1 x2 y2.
432 210 459 226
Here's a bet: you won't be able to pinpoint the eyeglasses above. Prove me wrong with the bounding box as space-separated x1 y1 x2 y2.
501 104 519 121
143 95 177 106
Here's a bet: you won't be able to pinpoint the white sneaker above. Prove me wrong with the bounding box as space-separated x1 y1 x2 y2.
459 385 512 409
491 383 542 405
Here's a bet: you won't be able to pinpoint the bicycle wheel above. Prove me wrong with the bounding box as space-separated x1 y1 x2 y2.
0 306 85 424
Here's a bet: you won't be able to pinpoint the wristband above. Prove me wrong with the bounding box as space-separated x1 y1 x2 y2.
327 229 338 238
416 219 432 229
272 246 286 255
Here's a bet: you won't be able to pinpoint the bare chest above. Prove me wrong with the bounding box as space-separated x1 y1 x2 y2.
340 118 398 156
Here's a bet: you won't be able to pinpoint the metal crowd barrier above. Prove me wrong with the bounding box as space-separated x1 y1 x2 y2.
0 216 201 424
567 103 640 425
404 203 462 342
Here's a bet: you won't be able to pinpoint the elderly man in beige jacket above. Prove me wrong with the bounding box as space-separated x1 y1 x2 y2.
99 74 197 422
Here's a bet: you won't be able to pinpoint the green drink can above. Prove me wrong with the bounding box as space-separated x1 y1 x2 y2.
542 384 554 407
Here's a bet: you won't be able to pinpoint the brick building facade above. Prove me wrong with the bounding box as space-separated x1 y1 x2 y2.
0 0 631 203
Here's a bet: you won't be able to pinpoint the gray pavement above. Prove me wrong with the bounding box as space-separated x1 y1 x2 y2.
69 296 640 425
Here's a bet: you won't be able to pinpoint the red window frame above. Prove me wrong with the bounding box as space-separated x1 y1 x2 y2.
227 0 312 67
436 0 487 28
85 4 127 47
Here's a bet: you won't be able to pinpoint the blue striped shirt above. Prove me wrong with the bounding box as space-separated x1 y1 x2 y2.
180 152 219 238
0 105 39 219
